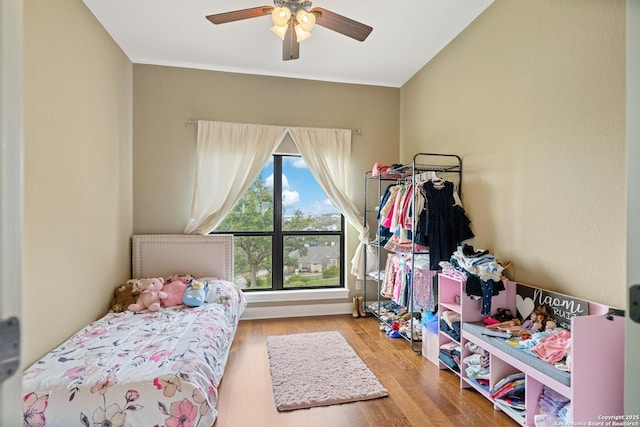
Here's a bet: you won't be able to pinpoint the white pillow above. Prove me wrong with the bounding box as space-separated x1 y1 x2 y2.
197 277 237 303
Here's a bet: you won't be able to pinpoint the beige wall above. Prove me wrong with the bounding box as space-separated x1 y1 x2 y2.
23 0 133 365
21 0 626 366
401 0 626 308
132 65 400 293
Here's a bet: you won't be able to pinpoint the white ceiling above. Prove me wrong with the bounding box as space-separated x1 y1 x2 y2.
82 0 493 88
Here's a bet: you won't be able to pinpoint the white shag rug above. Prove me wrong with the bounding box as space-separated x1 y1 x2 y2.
266 331 388 411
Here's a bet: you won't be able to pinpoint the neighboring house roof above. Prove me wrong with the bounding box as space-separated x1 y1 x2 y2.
290 245 340 264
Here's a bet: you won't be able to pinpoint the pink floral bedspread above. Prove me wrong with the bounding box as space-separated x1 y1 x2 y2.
22 280 246 427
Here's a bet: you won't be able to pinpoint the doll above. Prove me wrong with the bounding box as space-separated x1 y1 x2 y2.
521 312 537 330
545 319 558 331
522 306 548 333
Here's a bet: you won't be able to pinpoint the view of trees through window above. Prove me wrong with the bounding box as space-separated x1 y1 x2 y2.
214 155 343 290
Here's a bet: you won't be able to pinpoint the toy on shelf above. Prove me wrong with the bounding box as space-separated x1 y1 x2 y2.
521 306 549 334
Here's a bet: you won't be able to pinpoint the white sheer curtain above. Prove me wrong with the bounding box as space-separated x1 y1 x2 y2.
288 127 370 279
184 121 286 234
185 120 369 278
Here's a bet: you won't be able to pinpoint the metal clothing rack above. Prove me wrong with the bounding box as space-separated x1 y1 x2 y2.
362 153 463 353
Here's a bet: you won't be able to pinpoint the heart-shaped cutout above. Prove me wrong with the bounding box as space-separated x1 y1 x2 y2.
516 294 535 320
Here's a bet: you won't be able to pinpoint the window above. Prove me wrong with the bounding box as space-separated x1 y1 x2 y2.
214 154 344 291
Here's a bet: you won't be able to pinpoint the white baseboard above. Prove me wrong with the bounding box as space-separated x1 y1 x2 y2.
243 288 350 303
240 302 353 320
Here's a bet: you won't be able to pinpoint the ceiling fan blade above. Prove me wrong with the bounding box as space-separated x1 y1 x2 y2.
206 6 273 25
283 20 299 61
310 7 373 42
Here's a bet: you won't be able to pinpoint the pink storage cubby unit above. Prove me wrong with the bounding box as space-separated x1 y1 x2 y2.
436 273 624 426
437 274 516 383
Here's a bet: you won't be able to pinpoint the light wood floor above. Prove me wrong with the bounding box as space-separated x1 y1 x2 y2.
215 314 518 427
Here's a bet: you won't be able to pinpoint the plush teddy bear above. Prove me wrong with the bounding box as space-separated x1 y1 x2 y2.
161 274 193 307
110 280 141 312
127 277 167 312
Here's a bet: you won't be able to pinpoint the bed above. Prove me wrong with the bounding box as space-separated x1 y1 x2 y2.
22 234 246 427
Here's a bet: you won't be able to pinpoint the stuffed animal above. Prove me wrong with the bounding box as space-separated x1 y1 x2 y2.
128 277 167 312
161 274 193 307
166 273 194 284
110 281 141 312
183 280 208 307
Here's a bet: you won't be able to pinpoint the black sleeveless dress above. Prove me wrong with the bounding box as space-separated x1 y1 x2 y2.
423 180 474 270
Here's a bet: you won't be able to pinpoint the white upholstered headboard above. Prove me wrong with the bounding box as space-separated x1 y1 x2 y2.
131 234 234 282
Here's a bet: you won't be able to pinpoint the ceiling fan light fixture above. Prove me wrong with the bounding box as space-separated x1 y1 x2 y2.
206 1 373 61
295 10 316 32
294 25 312 42
270 24 287 40
271 7 291 27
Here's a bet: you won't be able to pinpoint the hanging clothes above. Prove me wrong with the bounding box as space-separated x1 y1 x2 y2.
423 180 474 270
380 253 436 311
375 184 397 246
412 268 434 310
380 254 398 299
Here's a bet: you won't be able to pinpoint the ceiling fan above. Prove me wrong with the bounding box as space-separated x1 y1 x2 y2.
206 0 373 61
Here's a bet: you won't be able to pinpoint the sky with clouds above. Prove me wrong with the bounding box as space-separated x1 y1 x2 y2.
262 156 338 216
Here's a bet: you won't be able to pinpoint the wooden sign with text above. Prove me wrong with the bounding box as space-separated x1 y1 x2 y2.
515 283 589 330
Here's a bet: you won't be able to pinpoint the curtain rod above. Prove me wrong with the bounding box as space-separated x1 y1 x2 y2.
185 118 361 135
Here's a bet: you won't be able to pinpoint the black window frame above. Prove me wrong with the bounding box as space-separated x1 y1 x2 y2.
212 154 345 291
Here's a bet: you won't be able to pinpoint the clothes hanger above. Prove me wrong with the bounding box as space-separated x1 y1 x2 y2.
431 174 445 189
